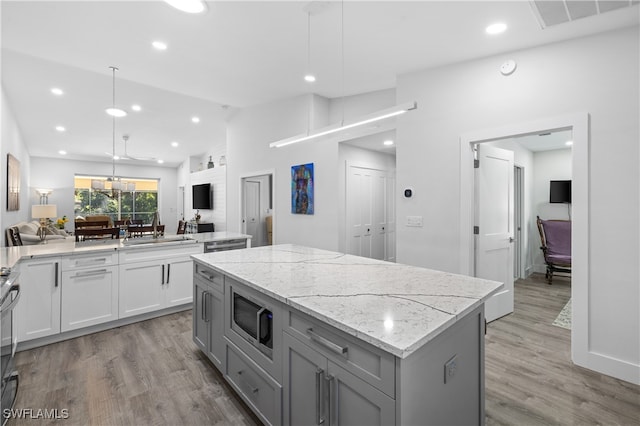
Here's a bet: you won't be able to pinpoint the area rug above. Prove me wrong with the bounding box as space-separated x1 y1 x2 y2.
552 299 571 330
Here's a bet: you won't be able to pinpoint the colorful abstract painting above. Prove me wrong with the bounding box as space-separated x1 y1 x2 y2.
291 163 314 215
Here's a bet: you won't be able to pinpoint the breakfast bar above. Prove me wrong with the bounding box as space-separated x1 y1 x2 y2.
192 244 502 425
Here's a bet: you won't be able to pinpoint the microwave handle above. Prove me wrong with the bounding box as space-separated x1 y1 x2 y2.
256 308 266 345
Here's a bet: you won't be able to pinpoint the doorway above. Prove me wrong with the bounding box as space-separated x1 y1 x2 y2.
241 172 274 247
459 112 588 364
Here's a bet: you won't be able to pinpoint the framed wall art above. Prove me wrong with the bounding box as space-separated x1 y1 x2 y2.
7 153 20 211
291 163 314 215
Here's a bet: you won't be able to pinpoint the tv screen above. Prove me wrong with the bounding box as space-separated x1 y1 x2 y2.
550 180 571 203
192 183 212 209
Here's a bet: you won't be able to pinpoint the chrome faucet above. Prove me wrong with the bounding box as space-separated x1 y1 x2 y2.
152 211 160 239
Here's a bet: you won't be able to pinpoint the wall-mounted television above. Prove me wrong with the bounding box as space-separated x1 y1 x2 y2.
550 180 571 204
192 183 212 209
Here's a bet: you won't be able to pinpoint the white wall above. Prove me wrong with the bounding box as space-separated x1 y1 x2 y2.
337 143 396 253
396 27 639 383
227 90 395 250
1 86 32 241
189 166 226 231
29 157 180 233
532 148 572 271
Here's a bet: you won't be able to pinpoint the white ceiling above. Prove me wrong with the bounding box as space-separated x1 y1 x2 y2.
2 1 638 167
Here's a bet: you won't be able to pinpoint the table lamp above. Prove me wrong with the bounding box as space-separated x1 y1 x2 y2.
32 204 57 243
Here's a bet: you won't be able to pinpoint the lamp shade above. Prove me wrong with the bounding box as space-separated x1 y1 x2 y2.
32 204 57 219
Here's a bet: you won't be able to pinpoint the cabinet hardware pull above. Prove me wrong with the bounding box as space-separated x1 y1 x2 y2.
237 370 258 394
167 264 171 284
307 328 348 356
55 262 59 287
326 374 340 424
161 264 165 285
199 271 215 281
71 269 108 279
316 368 325 425
201 291 208 321
75 257 107 266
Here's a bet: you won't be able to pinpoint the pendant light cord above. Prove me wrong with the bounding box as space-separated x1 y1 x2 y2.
340 0 345 126
307 12 311 136
110 66 118 181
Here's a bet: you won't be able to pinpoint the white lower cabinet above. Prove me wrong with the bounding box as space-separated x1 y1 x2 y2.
15 257 61 342
193 276 225 371
283 332 395 426
61 265 118 332
119 245 202 318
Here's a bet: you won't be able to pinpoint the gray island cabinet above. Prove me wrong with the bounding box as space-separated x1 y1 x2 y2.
192 244 502 426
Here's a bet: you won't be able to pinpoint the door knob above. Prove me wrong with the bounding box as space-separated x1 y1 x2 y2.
509 237 516 243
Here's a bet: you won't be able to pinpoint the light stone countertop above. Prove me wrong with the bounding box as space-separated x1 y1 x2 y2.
192 244 503 359
0 231 253 270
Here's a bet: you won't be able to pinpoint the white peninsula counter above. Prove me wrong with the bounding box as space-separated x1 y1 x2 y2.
192 244 502 425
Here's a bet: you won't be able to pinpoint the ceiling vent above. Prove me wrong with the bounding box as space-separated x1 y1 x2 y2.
530 0 639 28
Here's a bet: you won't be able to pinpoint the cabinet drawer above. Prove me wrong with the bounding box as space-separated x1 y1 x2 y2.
226 341 282 426
62 252 117 271
204 239 247 252
194 262 224 292
287 310 395 398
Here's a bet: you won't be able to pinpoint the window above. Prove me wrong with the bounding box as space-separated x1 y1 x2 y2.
74 176 159 223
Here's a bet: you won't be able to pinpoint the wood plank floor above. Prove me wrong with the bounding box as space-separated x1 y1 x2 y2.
486 274 640 426
7 274 639 425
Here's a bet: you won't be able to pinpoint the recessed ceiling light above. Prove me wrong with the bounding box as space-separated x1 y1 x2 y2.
304 74 316 83
58 150 67 155
171 141 179 147
157 159 164 164
131 104 141 112
105 107 127 117
152 41 168 51
164 0 207 14
51 87 64 96
383 140 394 146
566 141 573 146
486 22 507 35
113 155 121 160
191 116 200 123
55 126 66 132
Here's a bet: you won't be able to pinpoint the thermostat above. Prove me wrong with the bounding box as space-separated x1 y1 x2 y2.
404 188 413 198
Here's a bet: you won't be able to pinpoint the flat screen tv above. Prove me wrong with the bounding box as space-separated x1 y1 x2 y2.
192 183 212 209
550 180 571 203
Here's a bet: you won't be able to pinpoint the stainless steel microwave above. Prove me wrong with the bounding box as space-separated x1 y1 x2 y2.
231 290 273 358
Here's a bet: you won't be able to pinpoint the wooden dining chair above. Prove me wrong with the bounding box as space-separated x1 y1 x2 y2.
177 220 186 235
75 220 109 230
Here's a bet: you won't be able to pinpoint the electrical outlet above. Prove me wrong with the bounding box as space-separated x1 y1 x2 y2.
406 216 423 227
444 355 458 384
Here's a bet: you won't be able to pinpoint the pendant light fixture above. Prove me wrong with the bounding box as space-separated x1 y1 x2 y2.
270 1 417 149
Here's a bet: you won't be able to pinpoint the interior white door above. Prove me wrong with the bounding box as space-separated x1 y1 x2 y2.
476 145 514 322
243 180 261 246
347 167 373 257
371 172 386 260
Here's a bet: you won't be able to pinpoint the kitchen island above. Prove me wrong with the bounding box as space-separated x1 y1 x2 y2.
192 244 502 425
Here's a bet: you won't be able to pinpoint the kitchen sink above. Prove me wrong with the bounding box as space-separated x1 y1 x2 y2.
122 235 196 246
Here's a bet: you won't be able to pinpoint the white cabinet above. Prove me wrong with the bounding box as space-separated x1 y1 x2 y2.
119 244 202 319
61 253 118 332
15 257 61 342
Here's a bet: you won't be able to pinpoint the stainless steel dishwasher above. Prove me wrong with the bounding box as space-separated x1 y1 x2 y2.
204 239 248 253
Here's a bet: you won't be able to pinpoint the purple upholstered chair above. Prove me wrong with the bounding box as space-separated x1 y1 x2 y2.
537 216 571 284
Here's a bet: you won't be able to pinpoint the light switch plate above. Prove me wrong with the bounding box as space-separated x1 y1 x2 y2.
406 216 423 227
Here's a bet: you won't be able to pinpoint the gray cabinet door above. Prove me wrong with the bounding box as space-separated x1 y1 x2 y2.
283 332 328 426
193 281 209 352
328 361 395 426
207 288 225 371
